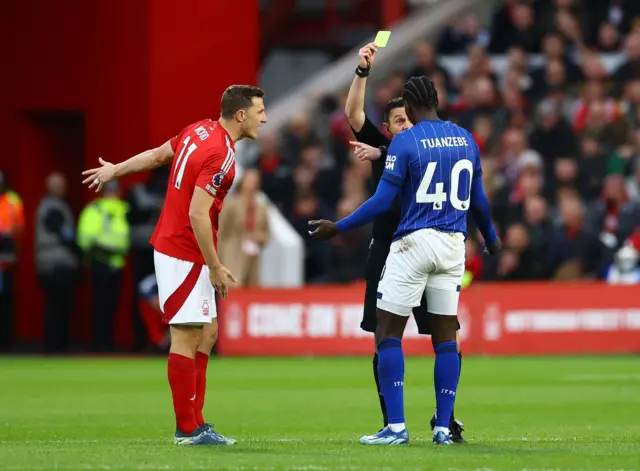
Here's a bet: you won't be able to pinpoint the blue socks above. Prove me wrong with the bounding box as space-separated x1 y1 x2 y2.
377 338 405 425
434 341 460 428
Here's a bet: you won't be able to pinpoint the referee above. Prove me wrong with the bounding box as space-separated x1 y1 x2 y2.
345 43 465 442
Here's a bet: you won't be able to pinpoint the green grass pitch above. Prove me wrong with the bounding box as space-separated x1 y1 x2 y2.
0 356 639 470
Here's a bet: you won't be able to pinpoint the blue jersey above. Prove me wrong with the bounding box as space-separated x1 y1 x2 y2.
382 120 481 239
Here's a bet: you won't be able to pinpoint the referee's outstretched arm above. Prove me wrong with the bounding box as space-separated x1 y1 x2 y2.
346 43 378 132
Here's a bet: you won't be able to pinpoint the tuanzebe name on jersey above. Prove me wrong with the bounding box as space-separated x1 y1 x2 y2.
382 120 480 241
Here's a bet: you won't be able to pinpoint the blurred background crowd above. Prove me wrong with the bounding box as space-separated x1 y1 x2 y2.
1 0 639 353
246 0 640 284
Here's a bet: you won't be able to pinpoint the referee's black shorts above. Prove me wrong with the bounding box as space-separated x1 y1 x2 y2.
361 238 460 334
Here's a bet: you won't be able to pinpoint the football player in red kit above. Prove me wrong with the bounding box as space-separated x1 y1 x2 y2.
82 85 267 445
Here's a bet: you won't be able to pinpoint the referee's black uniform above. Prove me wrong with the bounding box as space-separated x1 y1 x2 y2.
352 117 433 335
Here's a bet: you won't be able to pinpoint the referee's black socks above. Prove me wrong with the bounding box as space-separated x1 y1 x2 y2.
373 353 389 427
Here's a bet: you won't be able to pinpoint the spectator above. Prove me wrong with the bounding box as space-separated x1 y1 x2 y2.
529 99 579 183
464 238 484 285
571 79 617 133
409 40 454 93
322 198 370 283
35 172 81 353
576 135 609 200
137 274 169 353
471 115 496 155
552 157 580 201
288 186 333 283
580 53 610 85
553 9 586 54
605 237 640 284
438 13 491 54
489 2 540 53
504 223 535 279
387 70 407 98
0 171 24 352
492 154 544 230
620 79 640 128
531 33 583 86
281 113 319 164
523 195 556 278
463 45 497 83
581 99 631 154
586 0 640 37
529 59 569 102
586 173 629 249
126 166 167 351
455 77 500 130
256 133 293 212
77 181 130 353
219 169 270 287
595 21 624 52
548 193 603 279
613 32 640 96
365 83 394 127
497 128 544 183
626 156 640 199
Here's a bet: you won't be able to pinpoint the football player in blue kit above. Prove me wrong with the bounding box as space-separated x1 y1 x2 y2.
310 76 500 445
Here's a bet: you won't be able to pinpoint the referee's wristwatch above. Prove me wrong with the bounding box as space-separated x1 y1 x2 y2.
355 58 371 78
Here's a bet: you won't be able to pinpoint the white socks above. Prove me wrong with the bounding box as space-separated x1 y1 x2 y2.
434 426 450 436
388 423 406 433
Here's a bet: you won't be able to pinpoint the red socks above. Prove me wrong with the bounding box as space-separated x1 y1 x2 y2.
194 352 209 426
167 353 198 434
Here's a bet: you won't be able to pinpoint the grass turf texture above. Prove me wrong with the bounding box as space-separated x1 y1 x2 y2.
0 356 639 471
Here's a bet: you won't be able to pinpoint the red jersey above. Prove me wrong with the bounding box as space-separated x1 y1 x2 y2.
151 119 236 265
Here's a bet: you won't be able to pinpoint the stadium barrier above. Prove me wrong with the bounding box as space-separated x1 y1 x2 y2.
217 283 640 356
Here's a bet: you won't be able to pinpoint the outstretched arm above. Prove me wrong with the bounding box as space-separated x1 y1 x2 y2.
345 43 377 132
337 179 400 232
82 140 175 192
309 179 401 239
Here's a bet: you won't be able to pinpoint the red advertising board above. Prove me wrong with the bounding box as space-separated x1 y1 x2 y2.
217 283 640 356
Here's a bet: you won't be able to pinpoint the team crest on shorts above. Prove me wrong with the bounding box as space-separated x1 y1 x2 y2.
202 300 210 317
212 172 225 188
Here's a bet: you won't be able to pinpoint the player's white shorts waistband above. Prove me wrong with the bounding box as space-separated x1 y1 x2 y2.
154 251 217 325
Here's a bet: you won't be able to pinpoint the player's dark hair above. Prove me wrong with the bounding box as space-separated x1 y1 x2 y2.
220 85 265 119
383 97 405 123
402 76 438 111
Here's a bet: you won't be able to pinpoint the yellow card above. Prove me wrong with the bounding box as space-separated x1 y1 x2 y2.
374 30 391 48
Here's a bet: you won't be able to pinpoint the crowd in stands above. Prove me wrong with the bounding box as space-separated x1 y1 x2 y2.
248 0 640 284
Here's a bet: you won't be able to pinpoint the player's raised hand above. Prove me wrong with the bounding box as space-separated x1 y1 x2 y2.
82 158 117 193
358 42 378 69
210 265 237 299
350 141 382 162
308 220 340 240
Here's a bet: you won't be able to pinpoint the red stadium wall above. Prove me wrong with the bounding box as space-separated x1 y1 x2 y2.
0 0 259 347
217 283 640 356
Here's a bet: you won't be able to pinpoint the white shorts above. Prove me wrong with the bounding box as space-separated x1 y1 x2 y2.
377 228 465 317
154 251 217 325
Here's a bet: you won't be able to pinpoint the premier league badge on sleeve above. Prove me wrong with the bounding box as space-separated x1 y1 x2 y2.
212 172 225 188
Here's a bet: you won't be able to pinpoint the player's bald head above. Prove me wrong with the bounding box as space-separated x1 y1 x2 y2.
220 85 265 119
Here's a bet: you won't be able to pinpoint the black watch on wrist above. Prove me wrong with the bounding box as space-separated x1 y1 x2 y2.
355 64 370 78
